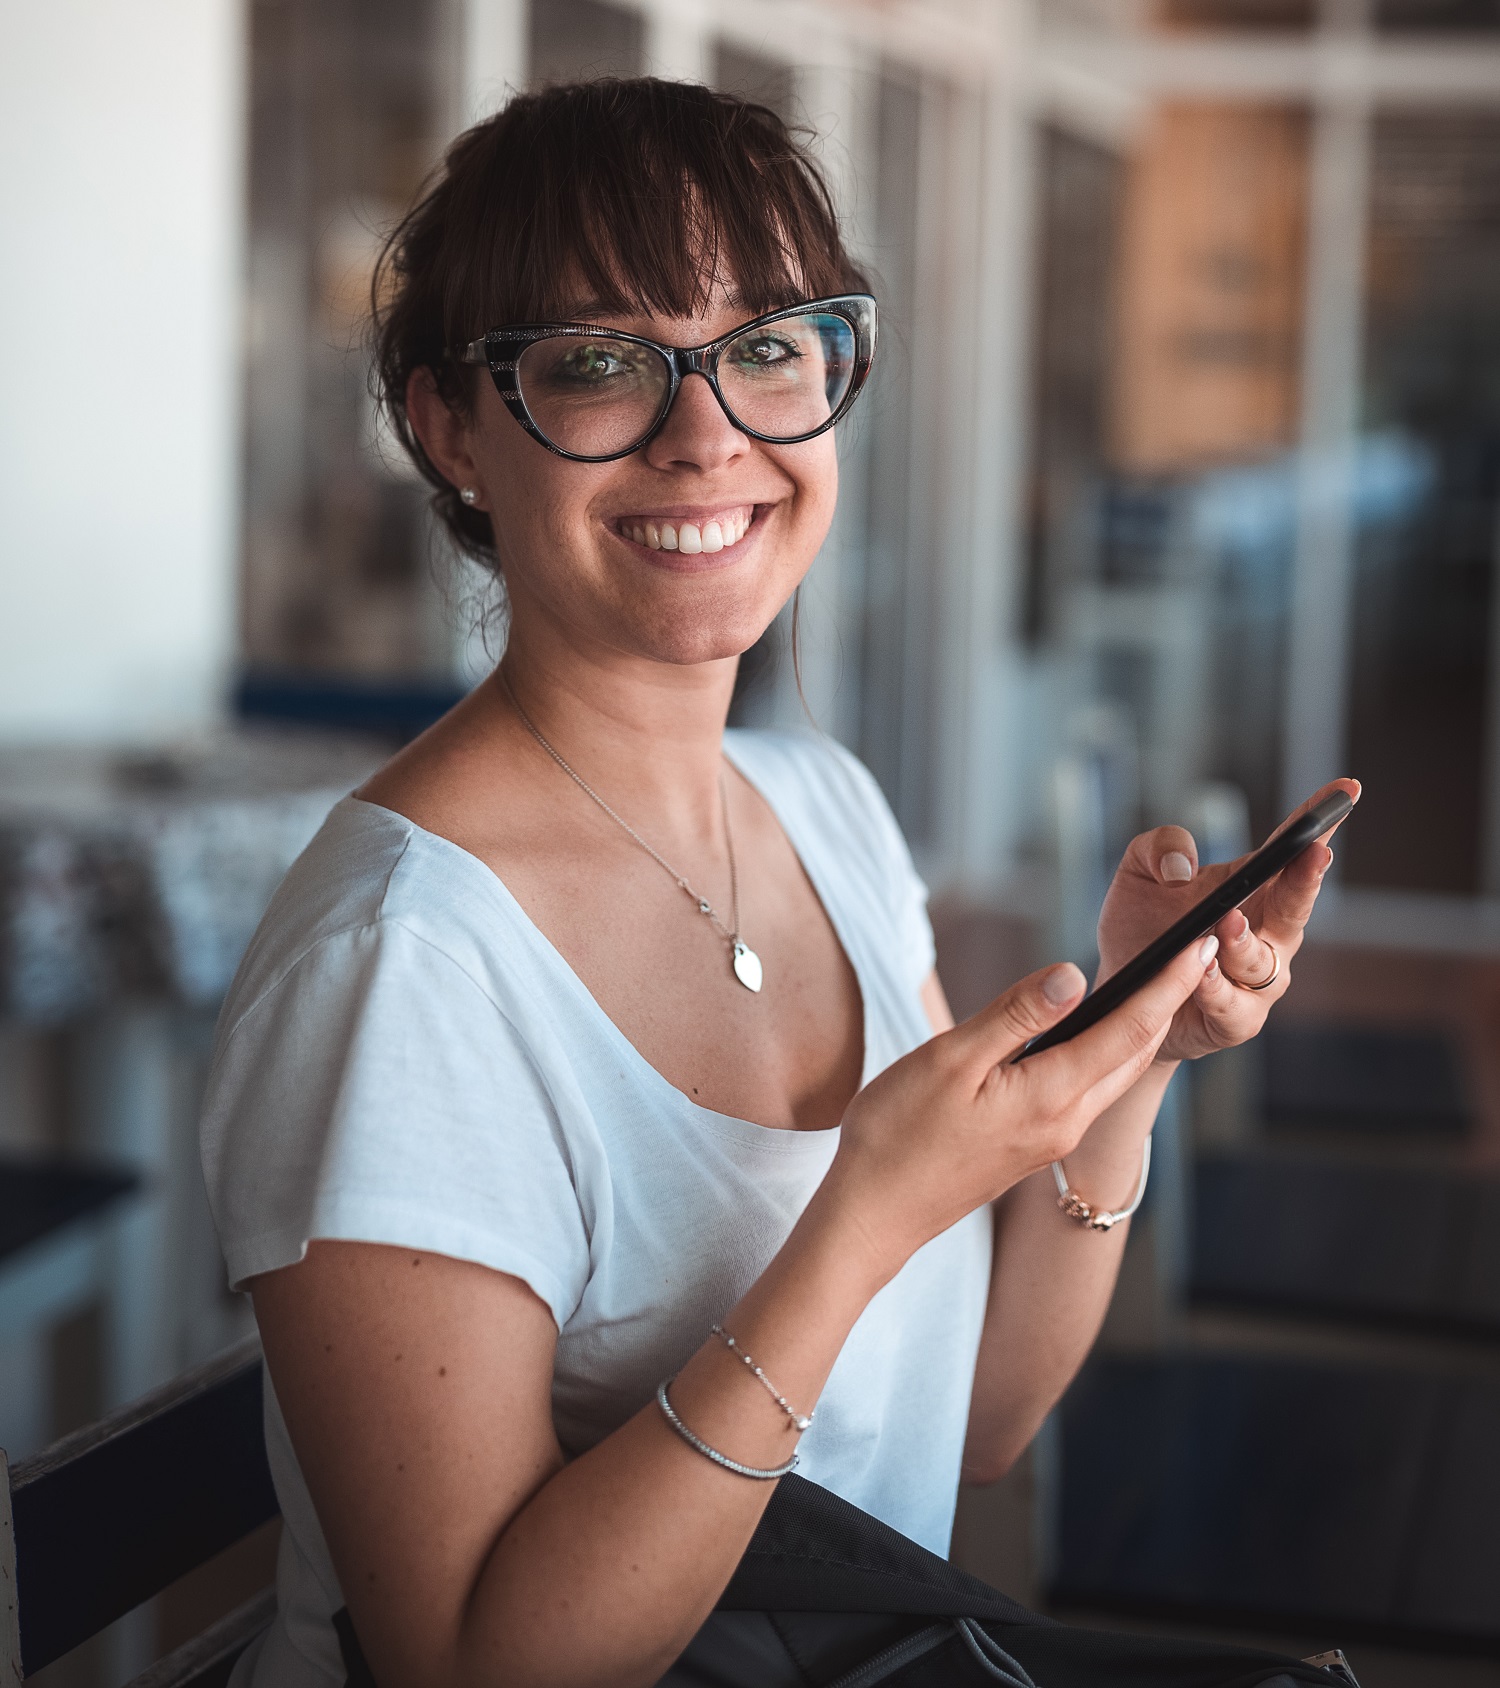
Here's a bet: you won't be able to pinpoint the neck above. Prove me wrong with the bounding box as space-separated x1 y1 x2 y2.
490 599 743 841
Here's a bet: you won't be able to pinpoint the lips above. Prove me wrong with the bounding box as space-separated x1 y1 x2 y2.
616 507 754 555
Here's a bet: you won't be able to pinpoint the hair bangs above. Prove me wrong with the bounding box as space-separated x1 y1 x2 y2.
455 81 854 331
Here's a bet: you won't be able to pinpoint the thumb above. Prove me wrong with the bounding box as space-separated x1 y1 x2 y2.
1127 824 1199 887
955 962 1088 1068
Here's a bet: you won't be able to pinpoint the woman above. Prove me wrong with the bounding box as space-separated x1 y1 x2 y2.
201 78 1353 1688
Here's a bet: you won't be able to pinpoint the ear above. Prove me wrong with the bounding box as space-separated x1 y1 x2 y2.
405 367 484 504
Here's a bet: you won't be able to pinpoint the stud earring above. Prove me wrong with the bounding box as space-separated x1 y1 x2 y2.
459 485 479 506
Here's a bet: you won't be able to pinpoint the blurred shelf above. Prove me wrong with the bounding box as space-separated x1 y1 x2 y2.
1258 1021 1472 1141
1191 1151 1500 1340
1053 1352 1500 1649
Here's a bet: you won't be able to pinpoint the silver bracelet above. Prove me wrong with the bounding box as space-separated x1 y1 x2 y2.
1052 1134 1152 1232
711 1325 815 1432
656 1381 799 1480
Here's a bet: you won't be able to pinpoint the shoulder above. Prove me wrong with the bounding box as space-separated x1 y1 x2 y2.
200 799 592 1311
725 729 912 883
725 727 895 837
213 795 530 1054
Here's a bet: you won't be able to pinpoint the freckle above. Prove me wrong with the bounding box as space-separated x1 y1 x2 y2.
324 1344 333 1353
439 1366 447 1376
397 1462 405 1472
394 1353 403 1362
412 1257 421 1266
367 1571 376 1583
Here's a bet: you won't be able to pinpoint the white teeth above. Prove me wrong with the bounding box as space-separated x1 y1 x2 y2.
622 511 753 551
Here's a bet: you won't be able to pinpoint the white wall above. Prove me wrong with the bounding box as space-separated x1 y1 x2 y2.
0 0 244 743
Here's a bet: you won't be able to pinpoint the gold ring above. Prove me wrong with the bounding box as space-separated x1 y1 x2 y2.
1224 942 1280 992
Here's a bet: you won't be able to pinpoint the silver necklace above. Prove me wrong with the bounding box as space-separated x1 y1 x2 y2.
501 668 764 993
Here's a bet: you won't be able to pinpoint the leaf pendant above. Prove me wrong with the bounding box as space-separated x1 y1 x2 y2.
732 941 763 993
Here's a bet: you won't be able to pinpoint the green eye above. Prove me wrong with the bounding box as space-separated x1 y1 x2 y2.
557 344 631 382
731 333 804 371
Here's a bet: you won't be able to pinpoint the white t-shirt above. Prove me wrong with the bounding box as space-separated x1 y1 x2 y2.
200 729 994 1688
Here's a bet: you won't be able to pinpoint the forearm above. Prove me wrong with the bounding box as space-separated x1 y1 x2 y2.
961 1061 1173 1484
452 1190 888 1688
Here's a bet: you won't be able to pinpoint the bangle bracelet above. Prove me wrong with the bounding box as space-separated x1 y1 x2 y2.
656 1381 799 1480
1052 1134 1152 1232
711 1325 815 1432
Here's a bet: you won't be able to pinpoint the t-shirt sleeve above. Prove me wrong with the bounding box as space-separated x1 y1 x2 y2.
199 918 590 1326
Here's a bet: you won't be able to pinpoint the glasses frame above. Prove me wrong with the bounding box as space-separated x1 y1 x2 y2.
456 293 877 464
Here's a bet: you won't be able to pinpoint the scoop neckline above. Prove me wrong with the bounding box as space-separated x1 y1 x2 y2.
344 732 871 1145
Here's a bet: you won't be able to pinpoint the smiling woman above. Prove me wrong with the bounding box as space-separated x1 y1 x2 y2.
198 76 1348 1688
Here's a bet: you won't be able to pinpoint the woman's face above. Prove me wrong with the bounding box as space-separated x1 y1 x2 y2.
414 282 840 671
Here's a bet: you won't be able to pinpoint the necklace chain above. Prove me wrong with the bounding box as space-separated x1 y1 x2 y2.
500 666 741 946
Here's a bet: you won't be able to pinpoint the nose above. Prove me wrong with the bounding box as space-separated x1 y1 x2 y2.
642 371 749 474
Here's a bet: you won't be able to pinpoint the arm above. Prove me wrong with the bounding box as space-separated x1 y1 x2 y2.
251 946 1215 1688
921 974 1166 1484
959 779 1356 1483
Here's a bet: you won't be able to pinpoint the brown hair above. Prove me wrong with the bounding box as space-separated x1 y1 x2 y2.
371 77 869 562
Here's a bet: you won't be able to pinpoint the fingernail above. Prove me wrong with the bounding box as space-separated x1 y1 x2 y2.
1161 851 1194 884
1198 935 1219 965
1318 846 1334 877
1043 963 1085 1005
1205 959 1220 978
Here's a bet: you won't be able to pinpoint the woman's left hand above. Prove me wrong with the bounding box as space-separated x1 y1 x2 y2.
1095 778 1360 1065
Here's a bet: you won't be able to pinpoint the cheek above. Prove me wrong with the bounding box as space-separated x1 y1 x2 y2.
777 440 839 546
482 438 608 555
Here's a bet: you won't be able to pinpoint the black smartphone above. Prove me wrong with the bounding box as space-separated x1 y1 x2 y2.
1012 789 1354 1063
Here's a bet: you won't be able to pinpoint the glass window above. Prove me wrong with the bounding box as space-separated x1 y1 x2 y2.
241 0 460 681
529 0 643 87
1153 0 1316 31
1027 102 1309 856
1376 0 1500 31
713 43 796 123
1343 112 1500 894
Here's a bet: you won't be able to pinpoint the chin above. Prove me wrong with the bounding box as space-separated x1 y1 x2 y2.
615 582 794 669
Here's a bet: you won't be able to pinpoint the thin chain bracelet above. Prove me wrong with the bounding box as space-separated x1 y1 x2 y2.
712 1325 815 1432
1052 1134 1152 1232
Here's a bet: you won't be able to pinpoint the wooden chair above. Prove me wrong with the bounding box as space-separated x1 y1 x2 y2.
2 1337 279 1687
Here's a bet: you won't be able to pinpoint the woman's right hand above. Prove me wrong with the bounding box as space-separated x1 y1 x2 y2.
818 938 1217 1279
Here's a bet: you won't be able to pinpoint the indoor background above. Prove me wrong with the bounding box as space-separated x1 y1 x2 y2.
3 0 1500 1682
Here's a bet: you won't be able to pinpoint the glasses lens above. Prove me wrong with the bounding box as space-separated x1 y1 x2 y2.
516 334 671 457
716 312 857 441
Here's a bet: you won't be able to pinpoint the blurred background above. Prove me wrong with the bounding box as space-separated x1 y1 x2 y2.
4 0 1500 1682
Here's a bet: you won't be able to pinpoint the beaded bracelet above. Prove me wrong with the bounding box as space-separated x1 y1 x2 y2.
712 1325 815 1432
1052 1134 1152 1232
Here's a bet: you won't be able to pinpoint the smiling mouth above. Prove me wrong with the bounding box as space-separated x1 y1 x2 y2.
615 506 755 555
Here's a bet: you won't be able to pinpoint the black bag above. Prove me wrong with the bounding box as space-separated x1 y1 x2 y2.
335 1473 1361 1688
